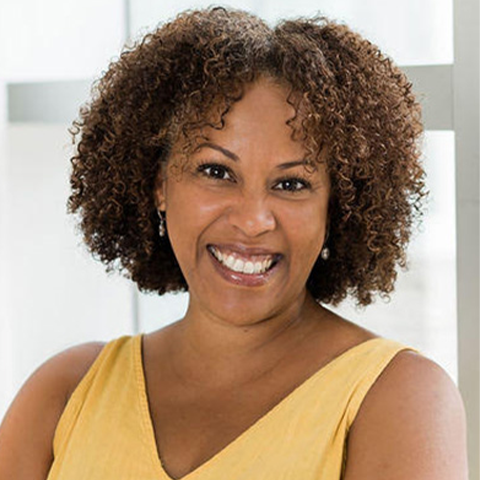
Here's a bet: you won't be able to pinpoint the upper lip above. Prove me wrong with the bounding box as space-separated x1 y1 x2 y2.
208 243 283 258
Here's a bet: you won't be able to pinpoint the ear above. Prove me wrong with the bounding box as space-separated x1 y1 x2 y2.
154 164 167 211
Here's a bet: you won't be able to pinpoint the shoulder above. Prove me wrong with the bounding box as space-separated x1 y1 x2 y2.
18 340 108 404
343 349 469 480
50 341 108 400
0 340 106 479
2 339 107 427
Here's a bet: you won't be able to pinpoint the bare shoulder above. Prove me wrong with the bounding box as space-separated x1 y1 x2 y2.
0 340 106 480
343 349 469 480
48 341 107 400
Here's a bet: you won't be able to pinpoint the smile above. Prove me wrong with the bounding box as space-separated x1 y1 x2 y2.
207 245 281 275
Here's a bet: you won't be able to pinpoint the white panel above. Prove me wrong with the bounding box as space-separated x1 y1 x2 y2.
129 0 453 67
259 0 453 66
138 290 189 333
130 0 259 36
0 125 134 421
0 0 125 82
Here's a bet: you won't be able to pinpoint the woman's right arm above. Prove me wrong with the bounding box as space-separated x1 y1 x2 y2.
0 341 106 480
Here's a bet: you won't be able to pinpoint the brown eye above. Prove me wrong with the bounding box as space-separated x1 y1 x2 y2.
197 163 234 181
274 177 311 192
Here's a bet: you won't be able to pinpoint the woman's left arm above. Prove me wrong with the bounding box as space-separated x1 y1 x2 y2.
343 350 469 480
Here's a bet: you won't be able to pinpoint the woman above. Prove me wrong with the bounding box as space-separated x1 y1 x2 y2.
0 7 468 480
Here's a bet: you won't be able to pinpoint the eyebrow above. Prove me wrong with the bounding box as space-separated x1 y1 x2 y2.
194 142 239 161
194 142 313 170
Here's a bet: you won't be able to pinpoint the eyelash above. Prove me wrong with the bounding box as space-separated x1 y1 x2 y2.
196 162 312 193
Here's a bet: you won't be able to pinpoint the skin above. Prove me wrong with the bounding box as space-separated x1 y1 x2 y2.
0 77 468 480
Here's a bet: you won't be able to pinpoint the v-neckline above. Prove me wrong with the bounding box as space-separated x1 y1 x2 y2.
134 333 383 480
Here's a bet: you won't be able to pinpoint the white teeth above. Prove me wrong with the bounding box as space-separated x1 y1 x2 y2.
225 255 236 269
244 261 254 274
233 258 244 271
209 246 276 275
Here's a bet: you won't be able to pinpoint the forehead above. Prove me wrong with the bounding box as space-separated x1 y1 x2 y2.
187 80 307 157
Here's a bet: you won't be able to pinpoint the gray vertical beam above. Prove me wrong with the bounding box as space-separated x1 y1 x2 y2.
453 0 479 477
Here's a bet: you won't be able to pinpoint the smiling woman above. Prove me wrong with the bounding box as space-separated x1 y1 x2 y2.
0 6 469 480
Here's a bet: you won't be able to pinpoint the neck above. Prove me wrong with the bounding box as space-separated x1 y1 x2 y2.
165 291 326 388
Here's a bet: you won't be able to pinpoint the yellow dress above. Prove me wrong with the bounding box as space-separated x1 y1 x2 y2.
46 334 421 480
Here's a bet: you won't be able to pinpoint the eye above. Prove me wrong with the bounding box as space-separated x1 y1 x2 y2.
197 163 234 181
274 177 312 193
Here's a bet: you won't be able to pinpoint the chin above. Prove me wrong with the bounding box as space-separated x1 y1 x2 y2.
204 291 288 326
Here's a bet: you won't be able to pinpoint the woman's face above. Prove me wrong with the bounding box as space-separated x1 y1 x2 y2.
156 78 331 325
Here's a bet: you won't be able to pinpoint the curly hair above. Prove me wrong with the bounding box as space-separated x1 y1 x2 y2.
68 6 428 308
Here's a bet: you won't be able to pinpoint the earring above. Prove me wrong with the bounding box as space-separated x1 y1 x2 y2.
321 224 330 260
157 210 166 238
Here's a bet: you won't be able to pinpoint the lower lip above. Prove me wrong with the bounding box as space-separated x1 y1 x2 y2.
207 249 281 287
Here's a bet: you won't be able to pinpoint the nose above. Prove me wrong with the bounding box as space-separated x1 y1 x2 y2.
227 193 276 237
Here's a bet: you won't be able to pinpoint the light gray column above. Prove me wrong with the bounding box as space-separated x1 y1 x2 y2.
453 0 480 478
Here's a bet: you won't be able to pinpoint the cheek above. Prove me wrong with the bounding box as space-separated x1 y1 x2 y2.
281 203 326 262
283 201 326 234
165 186 224 257
169 186 224 228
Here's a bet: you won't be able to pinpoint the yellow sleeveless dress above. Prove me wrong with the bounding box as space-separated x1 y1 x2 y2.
46 334 421 480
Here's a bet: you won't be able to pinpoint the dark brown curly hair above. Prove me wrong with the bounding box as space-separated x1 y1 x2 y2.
68 6 428 308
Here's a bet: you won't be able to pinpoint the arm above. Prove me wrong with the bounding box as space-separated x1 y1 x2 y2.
0 342 105 480
343 350 469 480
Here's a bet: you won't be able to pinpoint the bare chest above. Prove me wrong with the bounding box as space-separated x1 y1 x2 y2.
147 381 291 479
